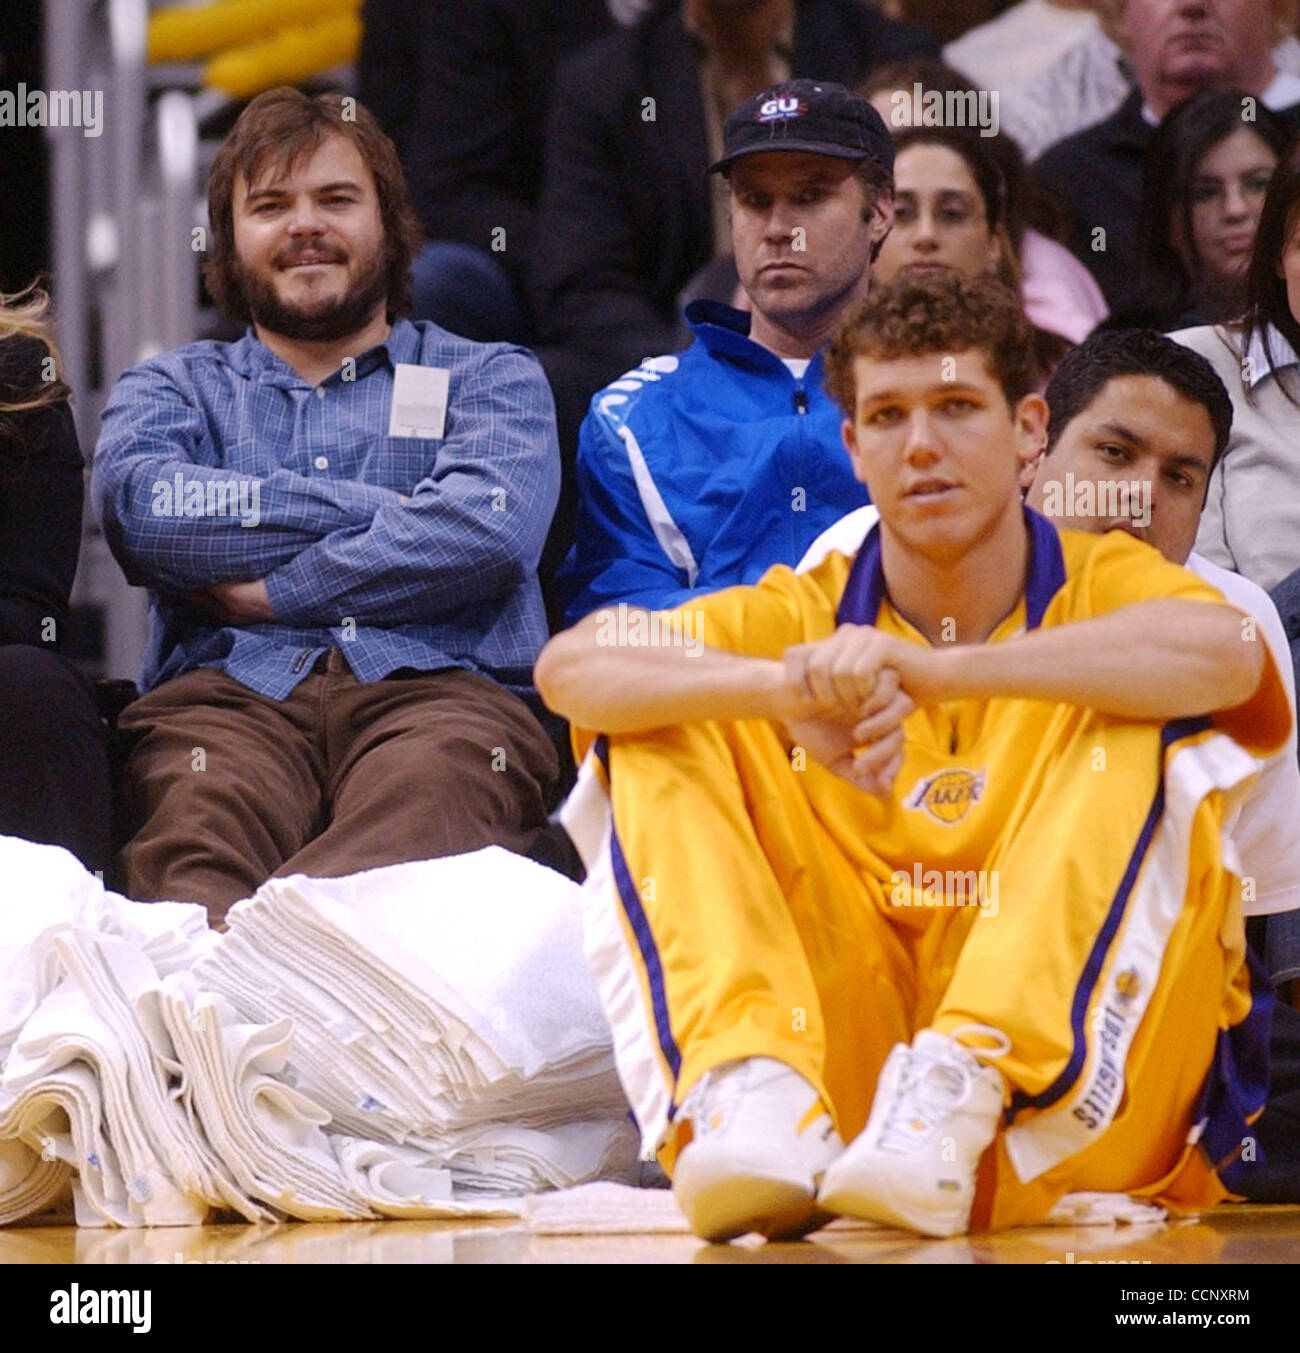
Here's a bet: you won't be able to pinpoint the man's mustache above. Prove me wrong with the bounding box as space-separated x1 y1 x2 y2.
274 244 346 266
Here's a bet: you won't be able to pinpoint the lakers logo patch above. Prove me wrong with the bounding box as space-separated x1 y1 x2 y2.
1114 967 1141 1005
905 768 986 825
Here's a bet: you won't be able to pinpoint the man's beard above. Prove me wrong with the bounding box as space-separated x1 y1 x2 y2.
235 242 390 342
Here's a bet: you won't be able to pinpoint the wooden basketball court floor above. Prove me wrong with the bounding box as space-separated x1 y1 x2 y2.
3 1203 1298 1264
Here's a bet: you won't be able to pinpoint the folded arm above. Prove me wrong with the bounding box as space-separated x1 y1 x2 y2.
537 606 802 732
92 363 396 591
263 347 560 628
539 595 1281 798
890 598 1262 719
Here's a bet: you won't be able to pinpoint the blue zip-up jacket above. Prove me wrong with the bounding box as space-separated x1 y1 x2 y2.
556 300 871 624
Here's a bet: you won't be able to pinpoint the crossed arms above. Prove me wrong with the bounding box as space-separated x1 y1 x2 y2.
91 348 559 627
536 598 1271 796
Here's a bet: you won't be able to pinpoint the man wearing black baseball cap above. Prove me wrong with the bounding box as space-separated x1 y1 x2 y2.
557 79 895 625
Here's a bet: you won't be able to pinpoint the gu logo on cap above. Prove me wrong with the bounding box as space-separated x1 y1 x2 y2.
709 78 894 174
757 96 807 123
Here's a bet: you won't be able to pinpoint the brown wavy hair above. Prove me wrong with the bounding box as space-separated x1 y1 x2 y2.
203 88 422 323
825 271 1038 416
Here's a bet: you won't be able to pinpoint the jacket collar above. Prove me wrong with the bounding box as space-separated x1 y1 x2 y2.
1244 322 1300 389
684 298 823 380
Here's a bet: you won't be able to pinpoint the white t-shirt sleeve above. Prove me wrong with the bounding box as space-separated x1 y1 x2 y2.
795 504 880 573
1189 553 1300 916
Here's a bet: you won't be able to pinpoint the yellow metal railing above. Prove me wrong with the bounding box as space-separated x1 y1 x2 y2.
148 0 362 97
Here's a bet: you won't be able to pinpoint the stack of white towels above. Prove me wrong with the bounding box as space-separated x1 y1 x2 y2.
0 838 637 1228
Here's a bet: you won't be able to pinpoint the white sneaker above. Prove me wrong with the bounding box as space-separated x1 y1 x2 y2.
672 1057 844 1243
818 1027 1008 1238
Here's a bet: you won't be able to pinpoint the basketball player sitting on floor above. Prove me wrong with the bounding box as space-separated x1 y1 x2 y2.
535 273 1290 1243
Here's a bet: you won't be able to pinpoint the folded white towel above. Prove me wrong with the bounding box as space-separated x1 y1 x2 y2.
0 1134 70 1226
0 845 641 1226
195 847 633 1190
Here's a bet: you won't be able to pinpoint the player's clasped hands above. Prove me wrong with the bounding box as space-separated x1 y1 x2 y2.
780 624 914 798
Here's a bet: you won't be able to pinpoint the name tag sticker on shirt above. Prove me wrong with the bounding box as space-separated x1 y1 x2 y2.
388 364 450 440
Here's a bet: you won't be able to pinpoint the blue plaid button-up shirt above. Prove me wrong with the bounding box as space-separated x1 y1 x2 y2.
91 319 558 700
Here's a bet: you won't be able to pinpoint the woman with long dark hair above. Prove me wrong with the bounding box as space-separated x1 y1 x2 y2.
1173 138 1300 592
1121 92 1290 332
0 285 112 874
872 125 1073 382
861 57 1109 344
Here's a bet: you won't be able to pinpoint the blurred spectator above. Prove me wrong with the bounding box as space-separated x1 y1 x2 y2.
1003 3 1300 160
1173 139 1300 591
556 80 891 624
1115 92 1290 331
862 58 1108 341
873 126 1073 377
1033 0 1300 314
357 0 617 343
944 0 1102 96
0 287 111 874
531 0 939 598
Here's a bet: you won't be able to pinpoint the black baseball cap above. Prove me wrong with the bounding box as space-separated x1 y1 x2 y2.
708 79 894 176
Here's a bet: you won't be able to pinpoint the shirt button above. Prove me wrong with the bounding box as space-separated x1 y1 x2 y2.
314 456 329 470
315 387 326 399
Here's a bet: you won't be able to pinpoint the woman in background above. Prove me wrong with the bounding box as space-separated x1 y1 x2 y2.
0 285 112 875
861 57 1109 344
872 125 1073 381
1173 140 1300 593
1121 92 1290 332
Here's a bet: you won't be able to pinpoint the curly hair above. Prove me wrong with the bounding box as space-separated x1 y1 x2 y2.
203 87 422 323
824 272 1038 416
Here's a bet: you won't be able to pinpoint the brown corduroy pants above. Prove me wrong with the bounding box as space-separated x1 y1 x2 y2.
116 651 559 923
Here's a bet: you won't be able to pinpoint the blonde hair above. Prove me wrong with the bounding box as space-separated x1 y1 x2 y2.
0 284 69 416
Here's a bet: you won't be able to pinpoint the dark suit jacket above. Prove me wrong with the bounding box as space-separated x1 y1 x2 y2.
532 0 939 382
1034 88 1300 315
357 0 615 289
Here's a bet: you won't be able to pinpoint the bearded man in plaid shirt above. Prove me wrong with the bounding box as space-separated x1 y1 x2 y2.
93 89 562 924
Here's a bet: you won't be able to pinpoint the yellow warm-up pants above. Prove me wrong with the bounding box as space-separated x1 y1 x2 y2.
577 710 1270 1230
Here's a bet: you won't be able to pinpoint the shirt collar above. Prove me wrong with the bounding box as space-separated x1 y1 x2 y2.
1263 68 1300 110
836 505 1067 631
1142 68 1300 126
226 317 417 386
1244 322 1300 389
